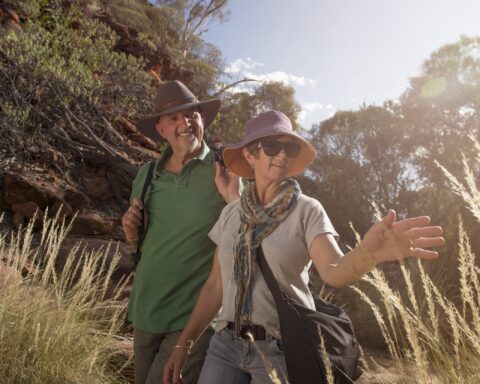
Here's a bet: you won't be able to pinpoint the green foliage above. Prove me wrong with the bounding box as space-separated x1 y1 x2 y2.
97 0 229 96
209 81 301 144
0 1 152 166
98 0 180 58
184 41 224 98
306 105 412 246
400 36 480 184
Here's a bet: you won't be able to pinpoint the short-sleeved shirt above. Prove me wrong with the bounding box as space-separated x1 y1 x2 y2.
208 194 337 339
127 142 226 333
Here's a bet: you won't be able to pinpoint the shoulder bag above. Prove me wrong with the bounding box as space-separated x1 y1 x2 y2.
256 246 362 384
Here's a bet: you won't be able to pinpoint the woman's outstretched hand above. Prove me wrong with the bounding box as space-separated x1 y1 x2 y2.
362 210 445 264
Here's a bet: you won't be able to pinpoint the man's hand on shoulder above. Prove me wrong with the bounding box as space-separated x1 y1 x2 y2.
214 162 240 203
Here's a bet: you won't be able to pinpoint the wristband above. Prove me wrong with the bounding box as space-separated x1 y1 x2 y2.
172 339 194 354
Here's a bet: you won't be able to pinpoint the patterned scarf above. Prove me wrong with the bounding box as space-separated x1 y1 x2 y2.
233 178 301 335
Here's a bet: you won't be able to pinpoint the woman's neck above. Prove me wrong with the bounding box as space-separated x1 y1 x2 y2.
254 179 284 206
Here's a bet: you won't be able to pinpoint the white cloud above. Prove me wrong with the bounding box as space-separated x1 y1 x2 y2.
302 102 324 112
244 71 317 88
225 58 264 74
298 102 330 124
224 57 324 127
298 110 308 124
225 57 317 90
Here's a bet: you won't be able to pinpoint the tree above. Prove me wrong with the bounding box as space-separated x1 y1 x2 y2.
400 36 480 185
208 81 302 144
155 0 229 60
305 105 412 245
97 0 228 98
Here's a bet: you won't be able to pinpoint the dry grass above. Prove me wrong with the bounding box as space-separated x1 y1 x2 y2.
0 211 131 384
2 148 479 383
353 147 480 383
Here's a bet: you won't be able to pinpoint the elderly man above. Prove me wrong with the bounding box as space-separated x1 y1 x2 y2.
122 80 240 384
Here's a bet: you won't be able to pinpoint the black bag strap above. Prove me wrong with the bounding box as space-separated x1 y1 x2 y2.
256 246 286 306
131 160 156 268
256 246 329 383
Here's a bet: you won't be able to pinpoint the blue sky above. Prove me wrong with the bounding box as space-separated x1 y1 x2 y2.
203 0 480 129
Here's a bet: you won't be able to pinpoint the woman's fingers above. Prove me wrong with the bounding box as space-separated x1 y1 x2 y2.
392 216 431 232
409 248 439 259
163 363 173 384
173 364 183 384
411 236 445 249
378 209 396 230
163 351 187 384
405 226 443 239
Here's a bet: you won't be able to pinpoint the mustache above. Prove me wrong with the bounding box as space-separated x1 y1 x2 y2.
176 124 197 136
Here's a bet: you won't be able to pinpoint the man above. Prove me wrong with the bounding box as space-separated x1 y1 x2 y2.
122 80 239 384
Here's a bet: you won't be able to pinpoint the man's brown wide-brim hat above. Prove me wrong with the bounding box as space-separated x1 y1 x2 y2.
136 80 221 141
223 110 317 179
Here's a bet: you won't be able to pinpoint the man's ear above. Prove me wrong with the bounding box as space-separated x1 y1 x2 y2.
155 119 165 139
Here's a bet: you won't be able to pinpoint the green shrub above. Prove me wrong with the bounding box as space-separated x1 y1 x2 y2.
0 1 153 166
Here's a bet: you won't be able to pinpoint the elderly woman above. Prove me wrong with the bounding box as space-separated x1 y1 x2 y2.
163 110 444 384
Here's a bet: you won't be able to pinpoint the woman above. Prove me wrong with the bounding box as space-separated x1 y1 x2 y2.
163 110 444 384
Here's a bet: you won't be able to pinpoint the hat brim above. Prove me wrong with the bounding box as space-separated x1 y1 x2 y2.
223 130 317 179
136 99 221 141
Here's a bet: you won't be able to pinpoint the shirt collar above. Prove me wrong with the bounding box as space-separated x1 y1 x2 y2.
196 141 214 164
155 141 214 175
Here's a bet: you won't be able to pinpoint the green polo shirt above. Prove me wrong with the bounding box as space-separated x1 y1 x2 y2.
127 142 226 333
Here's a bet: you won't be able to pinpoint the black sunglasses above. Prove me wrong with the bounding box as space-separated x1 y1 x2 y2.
257 139 301 158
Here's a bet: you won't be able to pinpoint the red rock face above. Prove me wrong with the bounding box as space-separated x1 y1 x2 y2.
0 7 22 32
0 0 190 285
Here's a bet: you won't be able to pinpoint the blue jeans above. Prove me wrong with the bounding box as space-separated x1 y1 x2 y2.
198 328 289 384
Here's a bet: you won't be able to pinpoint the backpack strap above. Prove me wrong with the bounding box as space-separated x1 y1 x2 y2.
131 144 222 269
131 160 156 269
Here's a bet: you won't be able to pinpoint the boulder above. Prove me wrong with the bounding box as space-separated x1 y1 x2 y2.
70 212 116 235
3 171 89 210
11 201 43 228
84 176 112 200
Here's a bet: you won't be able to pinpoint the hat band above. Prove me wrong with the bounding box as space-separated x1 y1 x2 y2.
155 97 197 114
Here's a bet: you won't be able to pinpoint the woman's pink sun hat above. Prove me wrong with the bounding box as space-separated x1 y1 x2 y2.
223 110 317 178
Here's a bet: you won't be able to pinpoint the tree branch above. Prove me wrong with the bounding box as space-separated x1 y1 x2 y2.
211 78 258 98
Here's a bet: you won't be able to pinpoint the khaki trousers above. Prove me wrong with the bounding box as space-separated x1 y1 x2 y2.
134 327 214 384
